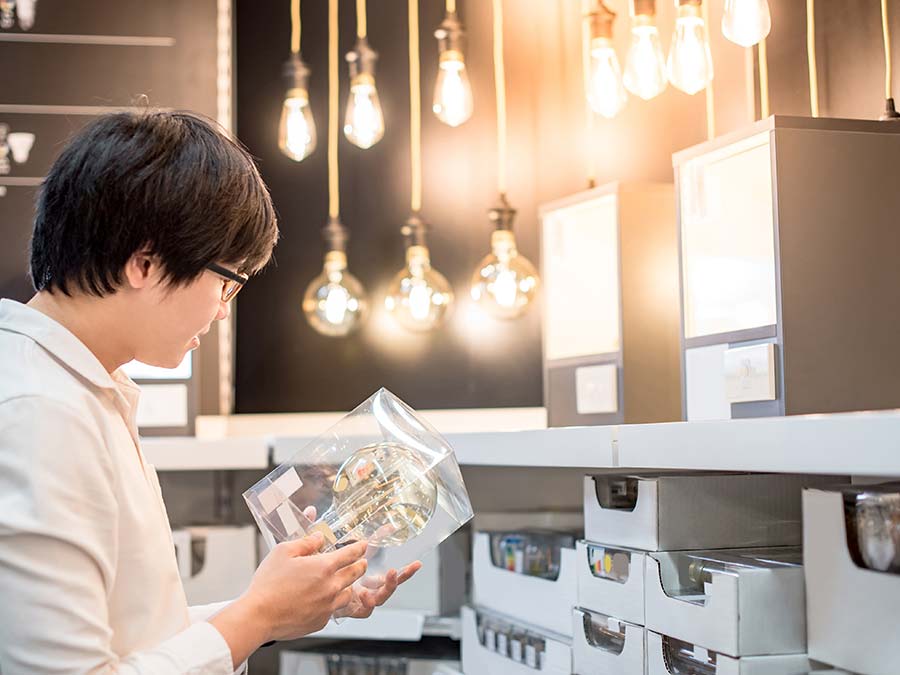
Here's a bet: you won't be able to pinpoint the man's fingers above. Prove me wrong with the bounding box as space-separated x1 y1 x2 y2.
334 557 369 588
359 574 386 590
371 569 399 606
281 532 324 557
321 540 368 570
303 505 317 521
397 560 422 584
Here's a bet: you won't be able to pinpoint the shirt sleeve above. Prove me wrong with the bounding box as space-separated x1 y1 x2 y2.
0 396 236 675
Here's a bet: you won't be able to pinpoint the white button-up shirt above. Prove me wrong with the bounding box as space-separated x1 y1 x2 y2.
0 299 238 674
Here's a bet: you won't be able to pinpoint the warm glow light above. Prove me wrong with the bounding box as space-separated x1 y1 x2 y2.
433 52 474 127
344 76 385 149
303 251 367 336
667 4 713 95
279 88 317 161
721 0 771 47
470 230 540 319
588 37 628 118
624 17 667 100
385 245 454 331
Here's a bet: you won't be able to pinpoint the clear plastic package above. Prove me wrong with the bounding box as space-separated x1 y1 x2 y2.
488 530 576 580
243 389 473 581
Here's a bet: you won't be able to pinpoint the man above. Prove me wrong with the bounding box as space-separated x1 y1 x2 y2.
0 111 419 673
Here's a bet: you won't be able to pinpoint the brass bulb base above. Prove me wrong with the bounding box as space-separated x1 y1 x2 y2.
283 53 311 91
881 98 900 121
587 0 616 41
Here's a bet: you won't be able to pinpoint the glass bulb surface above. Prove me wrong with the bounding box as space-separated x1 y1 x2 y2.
16 0 35 30
667 7 713 95
385 245 454 331
278 88 317 161
588 38 628 118
7 132 35 164
624 21 667 100
302 252 367 337
721 0 771 47
311 442 437 548
344 77 385 149
433 52 474 127
470 230 539 320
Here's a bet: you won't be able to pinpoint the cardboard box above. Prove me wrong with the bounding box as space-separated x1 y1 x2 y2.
472 531 577 637
646 631 813 675
644 548 806 657
461 606 572 675
576 540 645 626
584 473 836 551
804 487 900 675
572 608 644 675
173 525 257 605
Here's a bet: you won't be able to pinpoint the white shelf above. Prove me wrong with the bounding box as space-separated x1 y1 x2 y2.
616 409 900 477
141 436 269 471
305 610 461 642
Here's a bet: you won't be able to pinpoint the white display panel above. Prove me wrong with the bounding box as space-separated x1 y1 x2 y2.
121 352 192 380
542 193 621 361
680 132 778 339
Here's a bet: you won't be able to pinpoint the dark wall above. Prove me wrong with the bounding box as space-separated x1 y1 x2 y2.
233 0 758 414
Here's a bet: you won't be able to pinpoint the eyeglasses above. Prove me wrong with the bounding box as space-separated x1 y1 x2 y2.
206 263 249 302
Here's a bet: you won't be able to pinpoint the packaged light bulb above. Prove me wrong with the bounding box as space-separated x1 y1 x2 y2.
243 388 473 582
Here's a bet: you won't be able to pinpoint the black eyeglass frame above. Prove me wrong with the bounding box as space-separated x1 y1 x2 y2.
206 262 249 302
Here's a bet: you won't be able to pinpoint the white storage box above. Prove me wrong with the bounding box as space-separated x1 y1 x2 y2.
461 606 572 675
572 608 644 675
647 631 813 675
172 525 257 605
644 548 805 657
472 530 577 637
279 649 461 674
804 486 900 675
584 473 834 551
576 540 645 626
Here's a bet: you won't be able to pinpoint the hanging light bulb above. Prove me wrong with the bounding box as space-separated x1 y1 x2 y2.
586 1 627 119
344 39 385 149
667 0 713 95
624 0 667 100
721 0 771 47
0 125 10 176
433 7 474 127
303 243 368 337
278 54 317 161
7 132 35 164
470 197 539 319
385 216 454 332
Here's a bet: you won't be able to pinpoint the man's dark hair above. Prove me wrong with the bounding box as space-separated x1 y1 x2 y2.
30 110 278 296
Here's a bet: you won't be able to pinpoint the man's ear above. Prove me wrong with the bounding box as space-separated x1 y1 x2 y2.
122 249 159 290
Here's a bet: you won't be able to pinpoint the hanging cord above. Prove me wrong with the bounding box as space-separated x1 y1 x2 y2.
492 0 508 197
581 0 597 188
806 0 819 117
329 0 339 218
356 0 367 40
880 0 899 118
409 0 422 212
701 0 715 140
291 0 301 54
758 38 770 117
447 0 456 14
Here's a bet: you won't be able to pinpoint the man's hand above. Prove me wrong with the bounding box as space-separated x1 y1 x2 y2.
334 560 423 619
301 505 423 619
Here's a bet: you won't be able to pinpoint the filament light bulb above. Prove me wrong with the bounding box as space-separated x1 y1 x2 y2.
7 132 35 164
433 12 474 127
624 14 667 100
303 251 367 336
471 230 539 320
721 0 771 47
344 75 384 149
278 55 317 161
344 40 385 149
667 1 713 95
586 2 627 119
385 245 454 332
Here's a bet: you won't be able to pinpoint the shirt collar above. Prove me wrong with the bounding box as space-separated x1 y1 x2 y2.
0 298 136 393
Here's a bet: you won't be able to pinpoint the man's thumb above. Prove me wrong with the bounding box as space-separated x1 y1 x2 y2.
283 531 324 557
